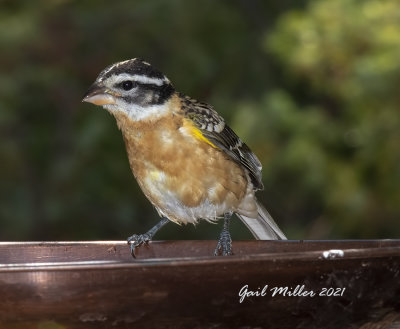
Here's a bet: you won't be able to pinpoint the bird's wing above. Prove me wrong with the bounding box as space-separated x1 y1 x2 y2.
180 94 264 190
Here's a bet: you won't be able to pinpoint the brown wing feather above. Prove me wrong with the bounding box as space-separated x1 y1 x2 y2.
180 93 264 191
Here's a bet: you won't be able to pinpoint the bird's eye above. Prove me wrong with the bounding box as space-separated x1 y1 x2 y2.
121 81 135 91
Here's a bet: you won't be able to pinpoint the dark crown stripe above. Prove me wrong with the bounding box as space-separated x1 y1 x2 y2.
100 58 166 81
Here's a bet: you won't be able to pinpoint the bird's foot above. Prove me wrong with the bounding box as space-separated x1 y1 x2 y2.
214 229 232 256
127 233 151 257
127 217 170 258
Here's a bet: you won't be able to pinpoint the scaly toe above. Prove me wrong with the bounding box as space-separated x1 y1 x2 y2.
127 234 151 246
214 230 232 256
214 240 222 256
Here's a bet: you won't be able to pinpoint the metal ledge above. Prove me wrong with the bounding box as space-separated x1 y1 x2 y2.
0 240 399 328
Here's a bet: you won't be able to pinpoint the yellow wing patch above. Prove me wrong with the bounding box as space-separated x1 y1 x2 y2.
181 119 219 149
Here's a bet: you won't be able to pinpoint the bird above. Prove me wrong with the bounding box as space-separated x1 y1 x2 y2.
82 58 286 256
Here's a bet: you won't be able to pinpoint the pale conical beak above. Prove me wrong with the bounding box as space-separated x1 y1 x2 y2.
82 83 117 106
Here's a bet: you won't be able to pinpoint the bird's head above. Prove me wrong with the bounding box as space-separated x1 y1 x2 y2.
82 58 175 121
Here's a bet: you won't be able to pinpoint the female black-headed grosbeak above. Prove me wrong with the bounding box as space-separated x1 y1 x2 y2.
83 58 286 256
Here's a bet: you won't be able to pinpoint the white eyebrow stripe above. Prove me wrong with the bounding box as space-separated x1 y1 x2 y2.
98 60 134 82
112 73 168 86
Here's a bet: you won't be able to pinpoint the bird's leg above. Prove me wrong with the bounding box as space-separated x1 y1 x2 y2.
127 217 170 257
214 212 233 256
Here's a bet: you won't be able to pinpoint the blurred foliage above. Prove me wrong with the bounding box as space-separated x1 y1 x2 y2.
261 0 400 238
0 0 398 241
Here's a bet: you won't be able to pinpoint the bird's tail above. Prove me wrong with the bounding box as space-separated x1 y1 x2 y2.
236 199 287 240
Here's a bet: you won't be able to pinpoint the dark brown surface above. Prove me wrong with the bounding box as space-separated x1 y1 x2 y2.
0 240 399 329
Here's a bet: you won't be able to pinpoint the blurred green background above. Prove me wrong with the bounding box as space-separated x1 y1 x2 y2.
1 0 399 241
